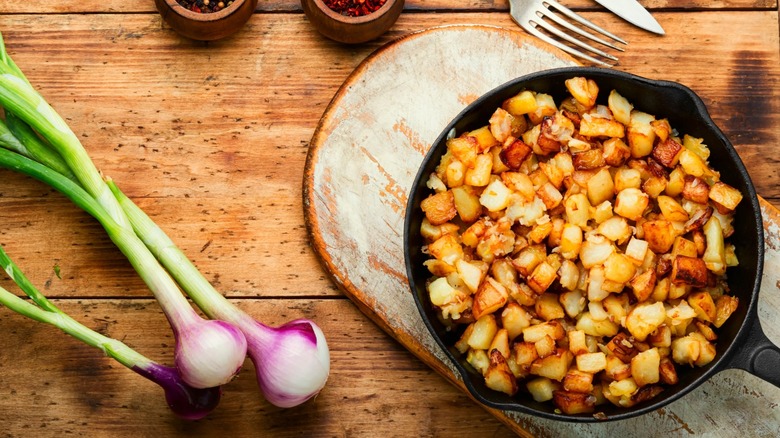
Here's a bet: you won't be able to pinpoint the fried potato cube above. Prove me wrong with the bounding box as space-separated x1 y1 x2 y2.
587 168 615 206
580 237 615 271
671 335 700 366
530 349 574 381
672 236 698 259
479 178 513 212
714 295 739 328
566 77 599 108
573 148 605 170
466 348 490 375
560 289 586 319
624 237 649 266
629 268 656 302
553 390 597 415
603 137 631 167
626 302 666 341
503 90 538 116
580 115 625 138
682 175 710 204
678 149 711 178
691 333 717 367
445 159 466 187
659 357 679 385
592 200 614 224
665 166 686 197
421 191 457 225
512 244 547 277
703 215 726 275
455 259 485 293
559 223 583 260
447 136 478 168
576 352 607 374
652 138 683 168
628 111 656 158
607 89 633 125
648 324 672 348
485 350 519 396
464 153 493 186
567 329 588 355
535 116 567 156
688 290 717 323
515 341 540 371
608 377 638 398
682 134 711 160
695 321 718 342
468 125 500 152
614 188 650 221
709 181 743 213
427 277 460 307
420 218 459 242
605 355 632 381
489 328 511 359
651 119 672 142
598 216 631 243
527 377 559 402
657 195 689 222
489 145 510 174
472 277 509 320
564 193 592 228
501 302 532 340
500 172 535 202
631 348 661 387
642 176 668 199
499 139 533 170
527 221 554 244
451 186 482 222
614 167 642 192
535 334 557 358
467 314 499 350
536 292 566 321
424 258 457 278
537 182 564 210
563 369 595 394
603 293 629 323
528 93 558 125
671 256 708 288
604 253 637 284
428 234 464 265
576 312 619 337
523 321 566 343
528 261 558 294
605 332 639 363
642 219 677 253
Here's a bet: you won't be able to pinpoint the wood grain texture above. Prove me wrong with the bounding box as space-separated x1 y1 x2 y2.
303 24 780 437
0 4 777 438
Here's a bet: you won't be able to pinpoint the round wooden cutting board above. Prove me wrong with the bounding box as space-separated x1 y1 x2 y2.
303 25 780 437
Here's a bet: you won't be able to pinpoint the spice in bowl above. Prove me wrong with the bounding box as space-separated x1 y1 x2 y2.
324 0 387 17
176 0 234 13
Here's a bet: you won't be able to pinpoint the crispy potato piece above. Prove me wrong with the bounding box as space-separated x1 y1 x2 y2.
472 277 509 319
614 167 642 192
451 185 482 222
420 218 459 243
523 320 566 343
564 193 592 228
537 182 564 210
468 314 499 350
536 116 565 155
466 349 490 375
688 290 717 322
502 302 532 340
527 377 559 402
563 369 595 394
682 175 710 204
709 181 743 213
648 324 672 348
588 168 616 206
479 179 513 212
714 295 739 328
576 352 607 374
529 93 558 125
485 349 519 396
503 90 538 116
659 357 679 385
528 261 558 294
614 188 650 221
603 137 631 167
421 191 457 225
628 111 656 158
489 108 520 143
642 220 677 254
671 334 700 366
671 256 708 288
626 302 666 341
566 77 599 109
447 136 478 168
607 89 633 125
573 149 605 170
629 268 657 302
464 154 493 187
500 139 533 170
631 348 661 387
530 348 574 381
605 332 639 363
428 234 464 265
652 138 683 168
469 125 500 152
580 115 625 138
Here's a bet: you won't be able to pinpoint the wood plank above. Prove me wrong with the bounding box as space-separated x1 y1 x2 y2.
0 298 515 437
0 0 774 14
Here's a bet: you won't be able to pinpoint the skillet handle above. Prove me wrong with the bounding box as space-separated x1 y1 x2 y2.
724 314 780 388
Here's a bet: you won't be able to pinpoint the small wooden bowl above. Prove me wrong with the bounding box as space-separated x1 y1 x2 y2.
155 0 258 41
301 0 404 44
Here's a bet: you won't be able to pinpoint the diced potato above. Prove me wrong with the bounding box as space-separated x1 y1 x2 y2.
535 334 557 358
468 125 500 152
455 259 485 293
421 191 457 225
671 256 708 288
489 108 519 143
512 244 547 277
420 218 459 243
603 293 629 323
580 114 625 138
479 178 513 212
464 154 493 186
427 172 448 192
528 261 558 294
564 193 592 228
709 181 743 213
447 136 478 168
451 186 482 222
501 171 536 201
567 329 588 355
587 168 615 206
502 302 532 340
614 188 650 221
607 89 632 125
614 168 642 192
528 93 558 125
648 325 672 348
691 333 717 367
678 149 711 178
603 137 631 167
515 341 540 370
625 302 666 341
530 349 574 381
666 167 686 197
598 216 631 243
563 369 595 393
499 139 533 170
702 214 727 275
428 277 460 307
467 348 490 375
560 289 586 319
651 119 672 142
523 321 566 343
489 145 511 174
445 159 466 188
604 253 637 284
566 77 599 109
428 234 464 265
468 314 499 350
535 293 565 321
682 175 710 204
580 235 615 269
651 138 683 168
485 350 519 395
489 329 511 359
527 377 559 402
605 355 632 381
671 335 701 366
608 378 638 398
624 238 649 266
658 195 689 222
642 220 677 254
628 111 656 158
631 348 661 387
576 312 619 337
573 149 605 170
472 277 509 319
659 357 679 385
537 182 563 210
629 268 656 302
592 200 614 224
504 90 538 116
576 352 607 374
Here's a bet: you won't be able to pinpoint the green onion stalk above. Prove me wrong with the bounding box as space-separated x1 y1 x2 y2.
0 245 222 420
0 34 247 390
0 34 330 408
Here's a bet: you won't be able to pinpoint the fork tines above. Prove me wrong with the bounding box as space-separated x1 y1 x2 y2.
510 0 627 66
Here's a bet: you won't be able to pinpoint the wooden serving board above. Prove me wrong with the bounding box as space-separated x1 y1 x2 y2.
303 25 780 436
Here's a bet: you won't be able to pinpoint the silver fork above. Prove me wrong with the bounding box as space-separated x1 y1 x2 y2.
509 0 627 67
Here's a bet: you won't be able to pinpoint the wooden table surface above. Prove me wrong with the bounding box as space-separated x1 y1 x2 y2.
0 1 778 437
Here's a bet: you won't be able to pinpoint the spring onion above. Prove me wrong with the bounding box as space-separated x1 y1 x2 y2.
0 245 222 420
0 33 331 407
0 35 247 390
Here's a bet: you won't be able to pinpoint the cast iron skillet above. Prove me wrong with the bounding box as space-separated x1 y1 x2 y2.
404 67 780 422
